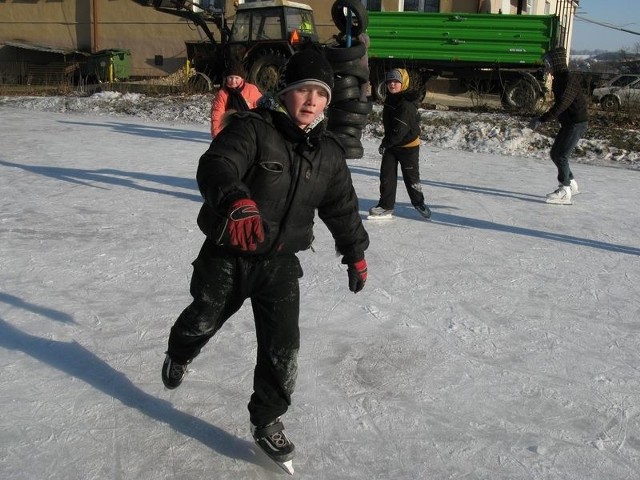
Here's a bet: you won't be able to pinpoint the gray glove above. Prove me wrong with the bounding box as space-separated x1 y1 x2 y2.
529 118 541 131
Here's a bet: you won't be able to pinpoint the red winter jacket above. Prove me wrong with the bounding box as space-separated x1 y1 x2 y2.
210 81 262 138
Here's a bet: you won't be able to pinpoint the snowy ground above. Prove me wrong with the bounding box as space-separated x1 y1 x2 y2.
1 94 640 479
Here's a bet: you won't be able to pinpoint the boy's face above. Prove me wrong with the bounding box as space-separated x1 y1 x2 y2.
387 80 402 94
281 85 329 129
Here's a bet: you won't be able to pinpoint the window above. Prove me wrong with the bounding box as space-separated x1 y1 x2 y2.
423 0 440 11
365 0 382 11
404 0 419 11
230 11 251 42
286 9 315 35
402 0 440 11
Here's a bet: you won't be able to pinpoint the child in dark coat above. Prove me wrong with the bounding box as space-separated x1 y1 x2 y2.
370 68 431 219
161 49 369 468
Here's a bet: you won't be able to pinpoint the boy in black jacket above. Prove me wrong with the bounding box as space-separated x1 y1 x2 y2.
161 49 369 466
529 46 588 205
370 68 431 219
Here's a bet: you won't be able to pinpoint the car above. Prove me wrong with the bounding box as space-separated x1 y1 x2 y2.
592 74 640 111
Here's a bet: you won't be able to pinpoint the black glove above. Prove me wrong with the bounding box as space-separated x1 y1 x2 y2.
347 259 367 293
378 145 385 155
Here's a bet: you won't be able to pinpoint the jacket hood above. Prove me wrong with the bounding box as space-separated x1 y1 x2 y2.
398 68 411 91
544 47 568 74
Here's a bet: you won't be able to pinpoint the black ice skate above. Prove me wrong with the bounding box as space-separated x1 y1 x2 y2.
251 418 295 474
161 354 189 389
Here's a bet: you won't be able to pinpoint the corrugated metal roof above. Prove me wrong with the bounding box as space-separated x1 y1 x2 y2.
2 41 89 56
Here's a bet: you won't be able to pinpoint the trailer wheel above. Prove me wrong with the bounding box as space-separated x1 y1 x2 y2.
187 72 213 93
502 78 538 111
331 0 368 37
248 51 287 94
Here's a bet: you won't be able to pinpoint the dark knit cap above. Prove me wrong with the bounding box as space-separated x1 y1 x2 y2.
277 49 334 103
225 62 246 79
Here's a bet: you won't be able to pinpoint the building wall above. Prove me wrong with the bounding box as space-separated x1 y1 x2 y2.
0 0 576 78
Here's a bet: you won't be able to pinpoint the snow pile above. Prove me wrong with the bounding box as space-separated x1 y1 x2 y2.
1 91 638 168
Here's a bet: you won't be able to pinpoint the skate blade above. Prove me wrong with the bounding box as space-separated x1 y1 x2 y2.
367 214 393 220
276 459 294 475
261 453 294 475
255 441 295 475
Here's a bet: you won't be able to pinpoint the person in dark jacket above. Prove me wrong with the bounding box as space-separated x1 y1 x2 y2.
370 68 431 219
161 49 369 465
529 46 588 205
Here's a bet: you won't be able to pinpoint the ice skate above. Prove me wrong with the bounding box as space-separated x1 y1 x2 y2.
570 179 580 195
368 205 393 219
251 418 295 474
545 185 572 205
414 203 432 219
161 354 189 389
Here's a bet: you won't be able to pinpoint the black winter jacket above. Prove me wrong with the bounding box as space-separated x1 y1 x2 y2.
196 108 369 264
380 89 422 148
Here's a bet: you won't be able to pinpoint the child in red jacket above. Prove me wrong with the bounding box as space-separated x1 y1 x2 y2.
210 62 262 138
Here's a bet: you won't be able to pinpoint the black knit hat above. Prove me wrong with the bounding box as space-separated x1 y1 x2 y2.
225 62 246 79
277 49 334 103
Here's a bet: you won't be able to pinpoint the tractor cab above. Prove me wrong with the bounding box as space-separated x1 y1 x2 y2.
225 1 319 92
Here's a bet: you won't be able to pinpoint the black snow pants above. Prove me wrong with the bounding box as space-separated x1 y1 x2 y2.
378 145 424 210
167 239 303 427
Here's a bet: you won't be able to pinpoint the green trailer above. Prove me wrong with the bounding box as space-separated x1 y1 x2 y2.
366 11 561 109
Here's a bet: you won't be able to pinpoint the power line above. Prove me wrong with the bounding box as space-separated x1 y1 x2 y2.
575 15 640 36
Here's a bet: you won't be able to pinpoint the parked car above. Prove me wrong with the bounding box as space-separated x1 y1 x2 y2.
592 74 640 111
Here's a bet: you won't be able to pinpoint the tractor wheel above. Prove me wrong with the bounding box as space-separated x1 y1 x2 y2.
248 51 287 94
